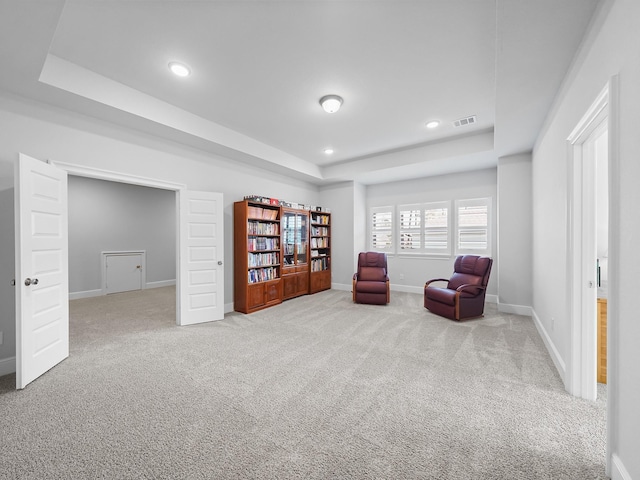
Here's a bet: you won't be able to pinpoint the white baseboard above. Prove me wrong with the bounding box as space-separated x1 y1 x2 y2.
69 280 176 300
532 308 566 384
69 289 102 300
0 356 16 376
224 302 234 314
145 279 176 289
332 283 351 292
498 302 532 316
390 284 424 294
611 454 631 480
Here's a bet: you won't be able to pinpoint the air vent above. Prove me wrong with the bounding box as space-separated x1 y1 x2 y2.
453 115 477 128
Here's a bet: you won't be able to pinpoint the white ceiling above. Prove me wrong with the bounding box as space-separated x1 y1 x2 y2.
0 0 600 185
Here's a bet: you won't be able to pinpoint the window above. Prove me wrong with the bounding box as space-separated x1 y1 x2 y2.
396 202 451 255
399 204 421 251
369 198 490 257
370 206 393 252
456 198 490 254
424 201 450 255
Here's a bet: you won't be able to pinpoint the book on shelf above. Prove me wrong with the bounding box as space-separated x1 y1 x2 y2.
248 205 279 220
248 252 279 267
248 237 280 251
247 221 280 235
248 266 279 283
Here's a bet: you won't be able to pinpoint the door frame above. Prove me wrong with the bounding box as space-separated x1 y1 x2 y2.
566 77 618 476
567 87 607 402
51 161 190 325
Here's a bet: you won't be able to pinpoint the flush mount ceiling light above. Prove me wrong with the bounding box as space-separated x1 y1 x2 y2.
168 62 191 77
324 148 334 155
320 95 343 113
425 120 440 129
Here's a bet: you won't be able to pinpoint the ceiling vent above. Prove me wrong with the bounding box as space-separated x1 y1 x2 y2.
453 115 477 128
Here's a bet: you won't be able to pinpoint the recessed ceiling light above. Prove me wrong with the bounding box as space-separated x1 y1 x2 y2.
324 148 334 155
319 95 343 113
168 62 191 77
425 120 440 129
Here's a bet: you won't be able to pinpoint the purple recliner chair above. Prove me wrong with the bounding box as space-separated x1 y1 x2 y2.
424 255 492 320
352 252 390 305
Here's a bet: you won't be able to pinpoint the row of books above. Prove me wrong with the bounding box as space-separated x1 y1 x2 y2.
248 267 279 283
248 252 279 267
248 206 279 220
311 226 329 236
311 237 329 248
311 214 330 225
311 257 330 272
248 221 279 235
244 195 330 213
248 237 279 251
311 250 329 258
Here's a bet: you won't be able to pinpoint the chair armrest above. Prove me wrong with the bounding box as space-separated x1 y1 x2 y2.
353 273 358 280
456 284 486 295
425 278 449 288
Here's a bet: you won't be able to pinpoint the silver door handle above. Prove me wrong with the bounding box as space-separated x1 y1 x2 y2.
24 278 39 286
218 261 223 265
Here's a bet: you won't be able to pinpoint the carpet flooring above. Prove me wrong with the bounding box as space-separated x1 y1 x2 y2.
0 287 606 479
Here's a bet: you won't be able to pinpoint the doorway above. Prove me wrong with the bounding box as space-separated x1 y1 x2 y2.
567 80 615 403
14 157 225 388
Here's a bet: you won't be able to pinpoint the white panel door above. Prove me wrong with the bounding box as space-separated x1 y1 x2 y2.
178 191 224 325
15 153 69 389
105 253 143 294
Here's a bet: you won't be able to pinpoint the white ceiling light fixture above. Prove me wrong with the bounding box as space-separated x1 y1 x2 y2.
320 95 343 113
168 61 191 77
425 120 440 129
324 148 334 155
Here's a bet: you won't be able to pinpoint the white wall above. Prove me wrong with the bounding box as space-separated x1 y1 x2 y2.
68 175 176 296
0 188 15 375
532 0 639 477
366 168 498 296
319 182 358 288
497 153 532 313
0 94 321 312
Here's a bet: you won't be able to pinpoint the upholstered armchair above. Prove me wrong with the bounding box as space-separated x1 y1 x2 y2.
353 252 390 305
424 255 492 320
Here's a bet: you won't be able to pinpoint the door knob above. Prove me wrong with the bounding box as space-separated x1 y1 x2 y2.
218 261 223 265
136 265 141 269
24 278 38 286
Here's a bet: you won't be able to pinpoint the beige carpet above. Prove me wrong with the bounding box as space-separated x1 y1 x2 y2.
0 287 606 479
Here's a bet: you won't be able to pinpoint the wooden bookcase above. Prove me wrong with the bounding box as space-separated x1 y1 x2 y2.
309 212 331 293
281 207 310 300
234 200 283 314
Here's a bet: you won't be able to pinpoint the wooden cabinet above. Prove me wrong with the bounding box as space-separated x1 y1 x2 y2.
309 212 331 293
281 208 309 300
234 200 282 314
597 297 607 384
234 200 331 313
